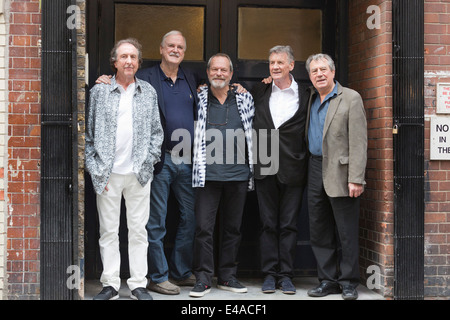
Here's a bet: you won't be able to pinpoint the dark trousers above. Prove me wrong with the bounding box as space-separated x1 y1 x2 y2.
307 156 360 287
192 181 248 286
255 175 305 280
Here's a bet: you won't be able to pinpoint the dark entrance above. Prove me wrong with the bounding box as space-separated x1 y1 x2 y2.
85 0 346 280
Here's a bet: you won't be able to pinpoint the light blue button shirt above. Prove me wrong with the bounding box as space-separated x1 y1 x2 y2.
308 82 338 156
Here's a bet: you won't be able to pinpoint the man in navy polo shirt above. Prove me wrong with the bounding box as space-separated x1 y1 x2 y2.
138 31 199 295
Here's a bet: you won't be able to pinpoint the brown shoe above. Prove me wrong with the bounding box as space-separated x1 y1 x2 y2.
170 274 196 287
147 280 180 295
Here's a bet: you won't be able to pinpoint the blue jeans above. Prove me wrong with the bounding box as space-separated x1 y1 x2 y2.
147 152 196 283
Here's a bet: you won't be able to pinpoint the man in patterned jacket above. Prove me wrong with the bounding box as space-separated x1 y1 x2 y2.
190 53 254 298
85 38 163 300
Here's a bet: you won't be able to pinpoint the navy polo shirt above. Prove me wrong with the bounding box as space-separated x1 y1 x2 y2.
308 82 338 156
159 65 195 150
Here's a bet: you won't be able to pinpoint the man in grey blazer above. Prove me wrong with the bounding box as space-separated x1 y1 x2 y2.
305 53 367 300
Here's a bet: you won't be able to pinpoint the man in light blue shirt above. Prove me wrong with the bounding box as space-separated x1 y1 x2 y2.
308 83 338 156
305 53 367 300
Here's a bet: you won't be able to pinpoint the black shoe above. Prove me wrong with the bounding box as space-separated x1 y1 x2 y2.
189 281 211 298
342 285 358 300
93 286 119 300
130 287 153 300
278 278 296 295
307 281 341 297
261 276 276 293
217 278 247 293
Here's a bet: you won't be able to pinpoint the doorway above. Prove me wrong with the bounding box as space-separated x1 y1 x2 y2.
85 0 344 280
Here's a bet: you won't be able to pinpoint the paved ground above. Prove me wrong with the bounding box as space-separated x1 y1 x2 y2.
84 276 384 301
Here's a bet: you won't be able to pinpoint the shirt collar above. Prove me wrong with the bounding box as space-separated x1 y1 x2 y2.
208 86 235 102
313 81 338 102
272 73 298 94
109 75 142 93
110 75 142 93
324 81 338 101
159 65 185 81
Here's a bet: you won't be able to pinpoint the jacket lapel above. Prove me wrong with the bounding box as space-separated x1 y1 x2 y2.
305 87 315 136
262 84 276 129
323 83 343 137
149 66 166 119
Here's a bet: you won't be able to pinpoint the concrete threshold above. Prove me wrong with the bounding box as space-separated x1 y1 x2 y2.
84 276 384 301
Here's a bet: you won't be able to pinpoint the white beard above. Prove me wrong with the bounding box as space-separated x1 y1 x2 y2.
210 79 229 89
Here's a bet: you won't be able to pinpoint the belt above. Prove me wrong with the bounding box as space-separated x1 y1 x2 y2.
310 154 322 160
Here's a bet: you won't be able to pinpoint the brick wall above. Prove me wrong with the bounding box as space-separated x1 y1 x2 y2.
348 0 394 297
0 0 8 300
424 0 450 299
349 0 450 299
7 0 41 299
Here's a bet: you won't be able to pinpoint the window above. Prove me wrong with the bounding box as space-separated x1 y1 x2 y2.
238 7 322 61
115 4 205 61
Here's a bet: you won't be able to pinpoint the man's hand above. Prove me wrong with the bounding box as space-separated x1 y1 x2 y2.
262 76 272 84
197 83 247 93
231 83 247 94
96 75 113 85
348 183 364 198
197 83 207 92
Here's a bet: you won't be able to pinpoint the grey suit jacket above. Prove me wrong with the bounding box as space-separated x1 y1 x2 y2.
306 82 367 197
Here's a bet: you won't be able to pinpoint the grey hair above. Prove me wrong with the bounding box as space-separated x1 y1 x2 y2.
161 30 187 51
305 53 336 74
207 53 234 72
269 45 295 63
110 38 143 73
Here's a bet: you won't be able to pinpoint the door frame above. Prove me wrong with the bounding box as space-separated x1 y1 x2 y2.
85 0 348 279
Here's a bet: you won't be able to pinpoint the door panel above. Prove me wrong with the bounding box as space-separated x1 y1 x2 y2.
115 4 205 61
221 0 336 89
86 0 343 279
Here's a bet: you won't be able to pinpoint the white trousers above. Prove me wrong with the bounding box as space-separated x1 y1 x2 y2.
96 173 150 291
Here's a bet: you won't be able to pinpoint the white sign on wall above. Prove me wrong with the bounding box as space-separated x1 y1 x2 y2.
436 83 450 114
430 116 450 160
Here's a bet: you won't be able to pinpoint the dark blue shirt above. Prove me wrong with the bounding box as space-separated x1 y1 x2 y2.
205 90 250 182
159 65 195 150
308 82 338 156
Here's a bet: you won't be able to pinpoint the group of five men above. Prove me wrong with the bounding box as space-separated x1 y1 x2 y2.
85 30 367 301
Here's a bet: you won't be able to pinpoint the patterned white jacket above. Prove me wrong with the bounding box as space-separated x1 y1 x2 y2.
85 76 163 194
192 86 255 190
